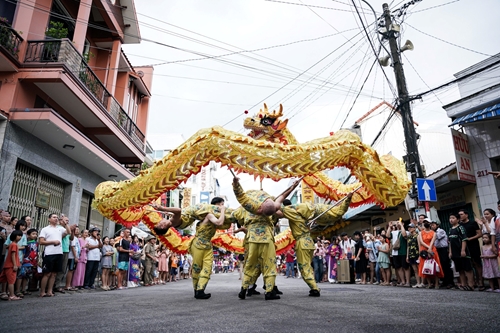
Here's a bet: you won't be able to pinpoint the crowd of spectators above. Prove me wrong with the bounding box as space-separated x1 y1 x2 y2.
0 210 199 301
276 206 500 292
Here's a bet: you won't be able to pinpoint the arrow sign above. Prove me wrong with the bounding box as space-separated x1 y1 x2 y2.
422 181 431 201
416 178 437 202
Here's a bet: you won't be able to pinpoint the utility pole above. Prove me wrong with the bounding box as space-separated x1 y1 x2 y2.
382 3 424 197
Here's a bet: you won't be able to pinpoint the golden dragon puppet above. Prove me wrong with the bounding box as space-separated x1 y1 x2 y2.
94 104 410 253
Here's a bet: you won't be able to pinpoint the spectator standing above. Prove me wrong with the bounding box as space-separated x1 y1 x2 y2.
128 235 141 287
170 255 178 282
100 236 113 290
353 231 367 284
325 238 341 283
340 232 356 283
0 211 13 270
448 213 474 291
0 230 23 300
365 234 378 284
117 229 132 290
418 219 444 289
4 220 27 297
158 244 168 284
407 223 423 288
377 235 391 285
389 220 410 287
143 236 157 286
64 225 79 291
72 229 88 289
183 255 191 278
285 249 295 278
38 213 70 297
431 220 454 288
480 234 500 292
458 209 485 291
313 240 325 284
54 215 72 294
19 228 38 295
84 227 102 289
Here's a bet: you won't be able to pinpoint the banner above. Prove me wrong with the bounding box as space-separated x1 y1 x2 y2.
301 181 315 204
451 129 475 183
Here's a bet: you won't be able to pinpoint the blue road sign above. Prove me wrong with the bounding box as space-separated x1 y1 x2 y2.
416 178 437 202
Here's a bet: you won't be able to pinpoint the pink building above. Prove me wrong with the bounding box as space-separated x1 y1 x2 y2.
0 0 153 234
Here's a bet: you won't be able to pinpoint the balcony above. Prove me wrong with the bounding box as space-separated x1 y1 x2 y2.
23 38 145 161
0 22 23 71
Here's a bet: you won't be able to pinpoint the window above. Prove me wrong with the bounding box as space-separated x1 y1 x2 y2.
0 0 17 25
48 0 75 40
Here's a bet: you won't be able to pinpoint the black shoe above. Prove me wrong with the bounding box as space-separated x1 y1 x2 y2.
273 286 283 295
238 287 247 300
194 290 196 298
247 284 261 296
309 289 320 297
195 290 211 299
265 290 280 300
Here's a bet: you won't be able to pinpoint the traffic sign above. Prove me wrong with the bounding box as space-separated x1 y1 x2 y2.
416 178 437 202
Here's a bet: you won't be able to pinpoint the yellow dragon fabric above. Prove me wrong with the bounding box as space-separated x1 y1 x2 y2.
95 104 410 253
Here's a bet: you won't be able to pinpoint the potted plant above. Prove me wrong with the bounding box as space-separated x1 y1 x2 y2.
43 21 68 61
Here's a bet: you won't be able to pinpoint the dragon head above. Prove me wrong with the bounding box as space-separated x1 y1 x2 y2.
243 104 289 144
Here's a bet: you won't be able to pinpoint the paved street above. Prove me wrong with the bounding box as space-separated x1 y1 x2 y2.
1 272 499 333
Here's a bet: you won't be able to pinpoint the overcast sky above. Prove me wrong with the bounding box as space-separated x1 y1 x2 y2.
123 0 500 207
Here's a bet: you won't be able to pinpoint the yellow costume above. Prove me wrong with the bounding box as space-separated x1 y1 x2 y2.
231 204 277 294
281 198 351 292
190 218 232 293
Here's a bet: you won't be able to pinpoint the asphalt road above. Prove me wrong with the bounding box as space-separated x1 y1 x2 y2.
1 272 498 333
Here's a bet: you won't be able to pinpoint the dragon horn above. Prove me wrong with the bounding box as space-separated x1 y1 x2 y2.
263 103 268 112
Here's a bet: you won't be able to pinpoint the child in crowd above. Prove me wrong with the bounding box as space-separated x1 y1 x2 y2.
0 230 23 300
19 228 39 295
480 234 500 292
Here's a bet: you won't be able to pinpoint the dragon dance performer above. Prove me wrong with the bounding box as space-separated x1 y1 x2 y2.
189 197 229 300
232 177 299 300
277 193 353 297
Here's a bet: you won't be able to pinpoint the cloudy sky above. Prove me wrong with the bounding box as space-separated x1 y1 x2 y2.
123 0 500 206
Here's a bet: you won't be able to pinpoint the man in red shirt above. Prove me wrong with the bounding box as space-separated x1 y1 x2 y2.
285 249 296 278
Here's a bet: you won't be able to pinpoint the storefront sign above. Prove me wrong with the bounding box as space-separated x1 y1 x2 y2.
35 189 50 209
451 129 475 183
301 181 314 204
438 189 466 209
182 187 192 208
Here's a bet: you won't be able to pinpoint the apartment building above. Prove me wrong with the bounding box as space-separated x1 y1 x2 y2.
0 0 153 235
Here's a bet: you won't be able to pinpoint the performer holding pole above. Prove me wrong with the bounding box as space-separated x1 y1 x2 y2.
276 190 354 296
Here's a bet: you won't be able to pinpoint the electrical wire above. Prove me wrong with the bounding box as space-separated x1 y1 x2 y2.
406 22 494 57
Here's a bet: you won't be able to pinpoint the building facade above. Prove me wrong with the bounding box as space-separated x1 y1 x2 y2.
0 0 153 235
444 53 500 214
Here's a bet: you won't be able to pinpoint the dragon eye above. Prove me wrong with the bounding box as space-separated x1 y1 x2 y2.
261 118 274 126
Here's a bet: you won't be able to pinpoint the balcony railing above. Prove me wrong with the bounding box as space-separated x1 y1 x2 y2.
24 39 145 151
0 22 23 59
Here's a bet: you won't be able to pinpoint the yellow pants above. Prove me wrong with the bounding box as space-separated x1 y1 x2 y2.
296 245 318 290
242 241 276 292
190 243 213 291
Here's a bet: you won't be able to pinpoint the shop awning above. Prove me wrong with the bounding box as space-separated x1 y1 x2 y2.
449 103 500 126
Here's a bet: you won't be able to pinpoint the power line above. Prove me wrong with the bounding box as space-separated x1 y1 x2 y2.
339 58 378 128
406 22 493 57
410 0 461 14
264 0 373 13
